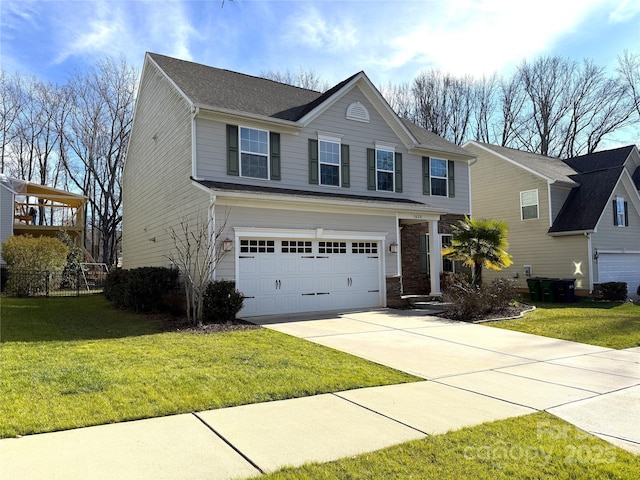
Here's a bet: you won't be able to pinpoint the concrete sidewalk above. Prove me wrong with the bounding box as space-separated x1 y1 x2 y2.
1 309 638 479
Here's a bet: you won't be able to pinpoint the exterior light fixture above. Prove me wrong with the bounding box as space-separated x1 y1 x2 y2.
389 241 398 254
222 237 233 252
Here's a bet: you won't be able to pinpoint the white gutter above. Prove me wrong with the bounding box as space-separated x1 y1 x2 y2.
191 106 200 179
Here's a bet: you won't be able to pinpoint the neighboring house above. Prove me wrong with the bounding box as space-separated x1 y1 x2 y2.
0 175 86 263
122 53 475 317
464 142 640 297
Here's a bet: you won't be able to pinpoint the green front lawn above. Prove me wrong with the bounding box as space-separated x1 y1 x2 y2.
258 412 640 479
0 296 419 438
487 301 640 349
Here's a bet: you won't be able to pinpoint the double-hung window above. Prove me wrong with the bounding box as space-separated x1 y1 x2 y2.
520 189 539 220
614 197 628 227
319 135 341 187
376 147 395 192
240 127 269 179
430 158 448 196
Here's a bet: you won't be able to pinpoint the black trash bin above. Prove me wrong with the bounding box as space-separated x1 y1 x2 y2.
539 278 557 302
553 279 576 303
526 278 541 301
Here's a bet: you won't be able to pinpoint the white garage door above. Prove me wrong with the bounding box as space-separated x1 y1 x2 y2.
598 253 640 295
237 238 383 317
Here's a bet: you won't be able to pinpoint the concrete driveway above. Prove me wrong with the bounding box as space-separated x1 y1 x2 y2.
254 308 640 455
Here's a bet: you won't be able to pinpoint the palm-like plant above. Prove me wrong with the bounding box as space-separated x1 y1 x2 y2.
442 216 513 286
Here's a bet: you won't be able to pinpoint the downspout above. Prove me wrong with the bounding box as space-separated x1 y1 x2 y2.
586 232 594 293
209 193 217 281
191 106 200 180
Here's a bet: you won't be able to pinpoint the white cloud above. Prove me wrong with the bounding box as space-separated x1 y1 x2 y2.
609 0 640 23
54 0 197 65
359 0 616 78
282 5 358 53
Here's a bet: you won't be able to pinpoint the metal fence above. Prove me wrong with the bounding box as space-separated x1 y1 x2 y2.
0 268 107 297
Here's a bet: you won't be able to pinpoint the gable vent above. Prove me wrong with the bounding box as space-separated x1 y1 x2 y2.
346 102 370 123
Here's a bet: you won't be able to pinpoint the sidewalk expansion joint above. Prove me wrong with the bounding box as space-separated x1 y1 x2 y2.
192 412 264 475
331 392 430 437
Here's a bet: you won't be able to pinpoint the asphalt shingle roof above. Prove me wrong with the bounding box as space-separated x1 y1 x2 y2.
149 53 323 121
548 167 624 233
193 179 424 205
633 166 640 190
472 142 578 185
563 145 635 174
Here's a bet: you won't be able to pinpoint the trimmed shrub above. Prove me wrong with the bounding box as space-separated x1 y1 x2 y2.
203 280 244 323
1 235 69 296
104 267 179 312
598 282 627 301
443 278 519 321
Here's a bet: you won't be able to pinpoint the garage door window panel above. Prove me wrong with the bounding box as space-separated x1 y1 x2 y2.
282 241 312 253
240 239 275 253
319 241 347 254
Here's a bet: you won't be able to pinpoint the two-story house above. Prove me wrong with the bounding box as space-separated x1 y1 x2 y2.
122 53 474 317
465 141 640 297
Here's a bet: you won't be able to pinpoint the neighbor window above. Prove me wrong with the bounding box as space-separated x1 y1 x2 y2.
614 197 628 227
319 136 341 186
430 158 448 196
376 147 395 192
520 189 539 220
240 127 269 179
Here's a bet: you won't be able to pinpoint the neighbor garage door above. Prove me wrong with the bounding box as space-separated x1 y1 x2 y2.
598 253 640 295
237 237 382 317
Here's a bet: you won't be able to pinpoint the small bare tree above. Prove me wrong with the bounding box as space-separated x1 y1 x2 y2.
166 209 230 326
260 67 330 92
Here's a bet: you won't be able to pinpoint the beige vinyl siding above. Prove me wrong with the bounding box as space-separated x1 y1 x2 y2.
466 143 590 290
213 203 398 281
122 60 209 269
195 85 470 214
549 184 573 222
0 185 14 264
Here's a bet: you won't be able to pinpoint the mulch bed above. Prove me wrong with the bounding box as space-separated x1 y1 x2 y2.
437 302 534 323
159 315 260 333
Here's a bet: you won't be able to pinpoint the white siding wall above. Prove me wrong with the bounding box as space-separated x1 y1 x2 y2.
122 60 209 268
213 203 398 281
467 143 590 290
0 185 14 264
196 86 470 215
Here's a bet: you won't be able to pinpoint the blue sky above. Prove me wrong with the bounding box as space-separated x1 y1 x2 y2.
1 0 639 87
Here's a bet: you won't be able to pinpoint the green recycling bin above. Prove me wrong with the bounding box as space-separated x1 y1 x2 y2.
526 278 541 301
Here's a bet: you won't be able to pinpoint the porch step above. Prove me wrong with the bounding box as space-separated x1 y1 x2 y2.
402 295 450 313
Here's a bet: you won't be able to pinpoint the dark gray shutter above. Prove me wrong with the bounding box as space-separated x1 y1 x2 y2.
419 234 429 273
367 148 376 190
270 132 280 180
422 157 430 195
625 201 629 226
341 144 350 188
395 152 403 193
226 125 239 176
613 200 619 226
308 139 318 184
448 160 455 198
